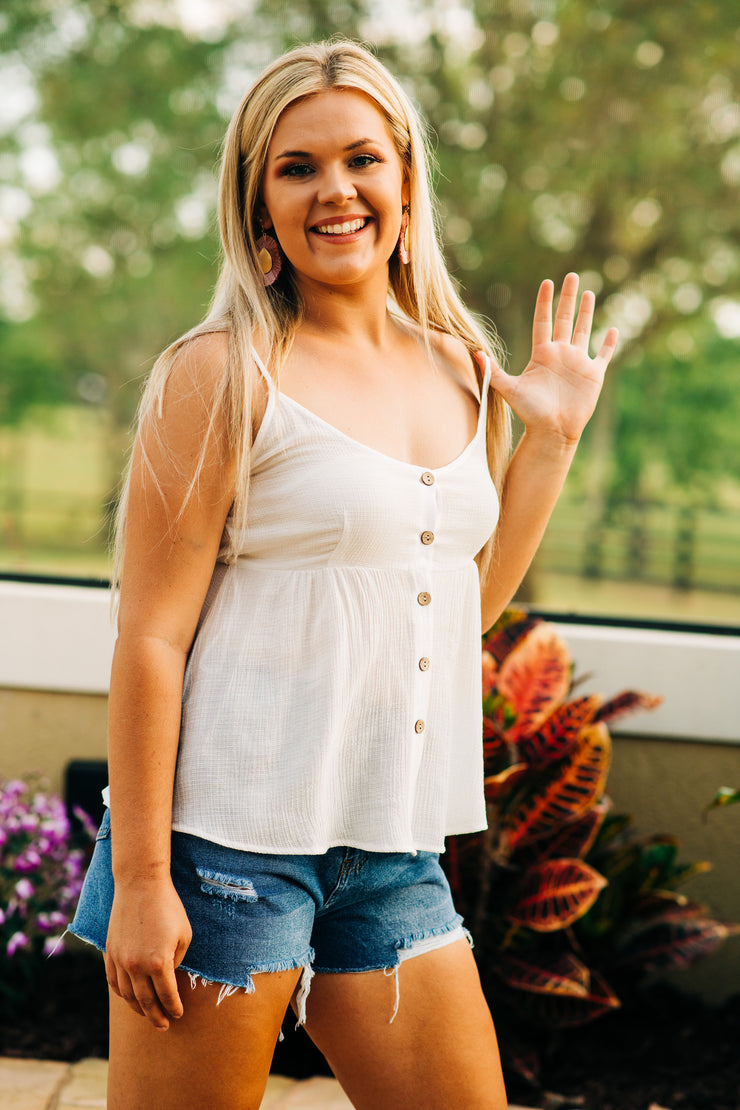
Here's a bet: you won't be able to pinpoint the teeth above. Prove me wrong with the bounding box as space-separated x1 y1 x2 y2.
315 218 367 235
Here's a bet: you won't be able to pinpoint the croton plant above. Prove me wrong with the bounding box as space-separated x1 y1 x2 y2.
444 610 738 1034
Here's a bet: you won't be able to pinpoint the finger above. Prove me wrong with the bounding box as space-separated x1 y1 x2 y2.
532 279 554 348
152 963 185 1022
104 951 122 999
488 362 518 405
596 326 619 364
572 290 595 351
115 967 147 1019
130 972 174 1029
552 272 580 343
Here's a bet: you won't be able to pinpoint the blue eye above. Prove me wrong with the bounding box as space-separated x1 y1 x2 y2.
350 154 381 168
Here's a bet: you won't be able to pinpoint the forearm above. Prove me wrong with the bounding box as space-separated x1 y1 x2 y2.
481 429 578 632
106 633 188 885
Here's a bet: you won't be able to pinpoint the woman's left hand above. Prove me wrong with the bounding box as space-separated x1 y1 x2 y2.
478 272 619 448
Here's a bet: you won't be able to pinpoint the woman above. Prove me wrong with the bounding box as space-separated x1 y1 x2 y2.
71 40 617 1110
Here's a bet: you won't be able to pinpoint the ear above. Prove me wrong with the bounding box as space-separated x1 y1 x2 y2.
401 179 410 207
257 203 273 230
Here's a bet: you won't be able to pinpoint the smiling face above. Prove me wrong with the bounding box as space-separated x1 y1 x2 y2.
260 88 409 292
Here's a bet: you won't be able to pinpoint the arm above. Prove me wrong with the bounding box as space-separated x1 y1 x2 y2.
105 333 236 1029
479 273 618 632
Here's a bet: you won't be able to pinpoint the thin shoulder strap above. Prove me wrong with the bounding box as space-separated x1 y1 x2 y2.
479 354 492 408
251 347 275 392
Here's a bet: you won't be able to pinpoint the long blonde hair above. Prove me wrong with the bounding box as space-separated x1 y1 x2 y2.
113 40 511 589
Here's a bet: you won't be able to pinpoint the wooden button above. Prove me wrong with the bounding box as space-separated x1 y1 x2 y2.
414 719 425 734
421 531 434 545
419 657 430 671
421 471 435 486
417 592 431 606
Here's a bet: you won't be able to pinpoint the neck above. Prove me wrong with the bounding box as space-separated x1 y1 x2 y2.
297 271 393 349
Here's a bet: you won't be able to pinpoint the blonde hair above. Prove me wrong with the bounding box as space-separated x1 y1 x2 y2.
113 39 511 590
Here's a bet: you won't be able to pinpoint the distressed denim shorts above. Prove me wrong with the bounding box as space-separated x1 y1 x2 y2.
71 809 469 1019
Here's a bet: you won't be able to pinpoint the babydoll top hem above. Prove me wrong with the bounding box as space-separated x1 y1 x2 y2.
169 820 488 857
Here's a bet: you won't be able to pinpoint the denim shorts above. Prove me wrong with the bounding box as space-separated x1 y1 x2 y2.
71 809 468 1018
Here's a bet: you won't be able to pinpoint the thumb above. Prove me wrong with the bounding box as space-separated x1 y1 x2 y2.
475 350 516 400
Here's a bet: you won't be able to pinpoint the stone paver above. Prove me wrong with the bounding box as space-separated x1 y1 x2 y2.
0 1057 68 1110
259 1075 301 1107
268 1075 354 1108
55 1057 108 1108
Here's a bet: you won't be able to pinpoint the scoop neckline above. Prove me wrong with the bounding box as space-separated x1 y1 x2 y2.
277 388 487 474
250 348 491 474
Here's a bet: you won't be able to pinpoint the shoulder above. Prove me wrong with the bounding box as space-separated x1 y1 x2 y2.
427 328 480 398
166 329 231 398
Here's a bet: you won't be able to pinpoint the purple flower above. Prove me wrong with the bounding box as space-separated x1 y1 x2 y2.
43 936 64 957
14 877 34 901
7 931 29 957
15 848 42 873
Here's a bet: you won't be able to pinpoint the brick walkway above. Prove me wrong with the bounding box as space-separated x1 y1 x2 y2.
0 1056 537 1108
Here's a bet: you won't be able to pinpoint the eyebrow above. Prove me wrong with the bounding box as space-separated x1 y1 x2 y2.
274 138 377 160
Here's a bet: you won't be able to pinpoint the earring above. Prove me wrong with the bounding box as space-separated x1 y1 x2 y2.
398 205 410 265
256 229 281 286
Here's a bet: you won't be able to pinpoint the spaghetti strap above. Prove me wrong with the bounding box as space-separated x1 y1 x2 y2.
251 347 275 391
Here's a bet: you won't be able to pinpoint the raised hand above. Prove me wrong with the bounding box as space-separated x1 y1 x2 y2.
480 273 619 447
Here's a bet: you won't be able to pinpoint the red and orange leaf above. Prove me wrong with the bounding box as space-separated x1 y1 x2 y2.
595 690 662 726
518 695 601 767
494 952 590 997
482 721 507 747
507 968 621 1028
483 613 541 665
531 800 611 863
508 858 608 931
497 623 572 742
501 724 612 855
484 763 529 802
614 916 733 973
481 649 499 699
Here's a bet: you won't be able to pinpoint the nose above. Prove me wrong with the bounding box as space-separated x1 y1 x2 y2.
316 164 357 205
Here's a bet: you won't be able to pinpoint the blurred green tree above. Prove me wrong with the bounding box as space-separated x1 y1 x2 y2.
1 0 738 548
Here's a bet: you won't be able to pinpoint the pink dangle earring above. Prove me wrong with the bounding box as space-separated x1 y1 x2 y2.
398 205 410 265
256 224 282 286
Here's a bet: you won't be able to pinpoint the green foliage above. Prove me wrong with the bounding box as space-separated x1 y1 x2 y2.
2 0 739 576
444 611 737 1038
705 786 740 813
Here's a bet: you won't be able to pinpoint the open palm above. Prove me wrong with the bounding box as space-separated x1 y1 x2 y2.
483 273 619 446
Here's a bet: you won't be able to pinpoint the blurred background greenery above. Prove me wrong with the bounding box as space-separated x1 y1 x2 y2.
1 0 739 625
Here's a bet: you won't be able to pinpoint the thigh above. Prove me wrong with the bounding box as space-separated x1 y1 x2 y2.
108 967 301 1110
301 938 508 1110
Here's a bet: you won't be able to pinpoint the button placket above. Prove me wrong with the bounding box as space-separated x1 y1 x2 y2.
412 468 438 741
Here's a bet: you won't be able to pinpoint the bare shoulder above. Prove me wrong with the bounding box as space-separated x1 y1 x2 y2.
166 329 231 399
428 328 480 397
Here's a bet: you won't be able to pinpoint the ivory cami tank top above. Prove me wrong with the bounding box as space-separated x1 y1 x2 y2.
171 352 500 854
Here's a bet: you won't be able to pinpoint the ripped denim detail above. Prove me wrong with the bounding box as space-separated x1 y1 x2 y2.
384 922 471 1023
197 868 259 903
182 954 315 1027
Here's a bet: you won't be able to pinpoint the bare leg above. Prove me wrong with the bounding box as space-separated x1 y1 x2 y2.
301 938 508 1110
107 967 301 1110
